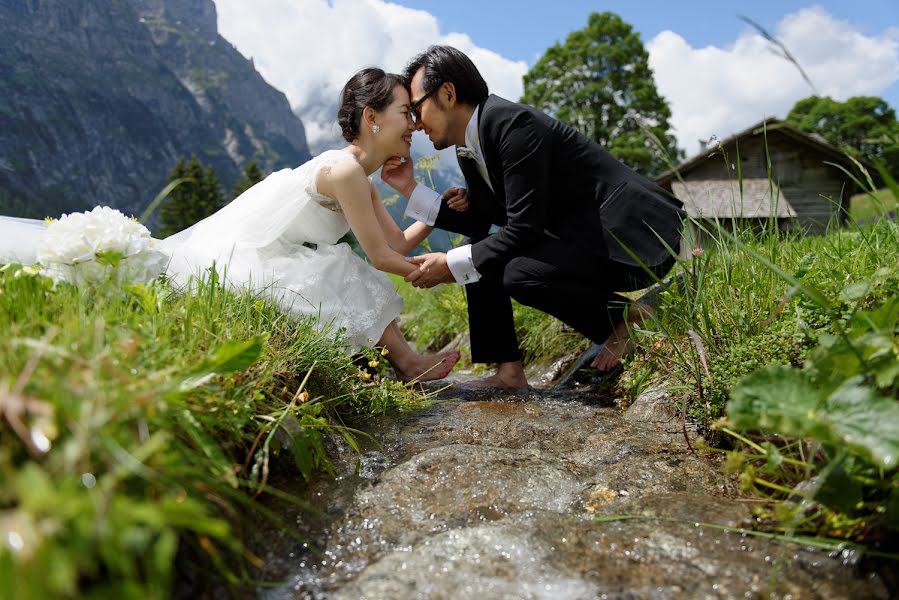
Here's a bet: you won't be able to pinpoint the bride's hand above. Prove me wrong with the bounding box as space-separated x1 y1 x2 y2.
380 155 415 198
443 187 469 211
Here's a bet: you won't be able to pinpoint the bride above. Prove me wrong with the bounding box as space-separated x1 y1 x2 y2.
0 68 465 383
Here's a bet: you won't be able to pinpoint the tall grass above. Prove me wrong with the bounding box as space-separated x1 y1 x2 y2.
851 188 898 221
391 274 589 367
0 266 424 598
625 163 899 550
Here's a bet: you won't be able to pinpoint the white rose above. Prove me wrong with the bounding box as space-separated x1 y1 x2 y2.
37 207 166 285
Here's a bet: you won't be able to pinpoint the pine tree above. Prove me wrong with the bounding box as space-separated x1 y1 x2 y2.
158 156 224 238
231 159 265 200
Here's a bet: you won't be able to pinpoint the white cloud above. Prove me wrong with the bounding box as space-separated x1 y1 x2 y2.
649 6 899 158
212 0 527 161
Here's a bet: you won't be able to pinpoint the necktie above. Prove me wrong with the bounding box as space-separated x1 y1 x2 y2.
456 146 477 160
456 145 493 192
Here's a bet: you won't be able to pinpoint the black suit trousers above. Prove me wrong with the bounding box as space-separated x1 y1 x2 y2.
465 237 676 364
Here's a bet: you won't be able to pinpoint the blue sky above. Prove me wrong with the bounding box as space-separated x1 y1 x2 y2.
214 0 899 157
397 0 899 108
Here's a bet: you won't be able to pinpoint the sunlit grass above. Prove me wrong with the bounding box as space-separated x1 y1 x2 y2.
0 266 425 599
391 274 588 368
851 187 898 221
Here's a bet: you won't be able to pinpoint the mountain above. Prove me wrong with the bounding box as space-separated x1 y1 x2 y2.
0 0 310 222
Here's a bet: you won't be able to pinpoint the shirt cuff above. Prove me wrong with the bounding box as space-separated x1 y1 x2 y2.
404 183 442 226
446 245 481 285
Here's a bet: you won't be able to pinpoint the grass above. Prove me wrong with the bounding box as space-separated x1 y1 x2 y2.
622 211 899 550
391 274 589 368
0 266 426 599
851 187 898 221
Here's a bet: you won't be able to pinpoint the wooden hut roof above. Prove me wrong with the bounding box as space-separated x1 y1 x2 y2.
656 117 876 187
672 178 796 219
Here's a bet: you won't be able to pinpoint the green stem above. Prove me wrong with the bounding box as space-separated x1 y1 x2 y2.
753 477 804 497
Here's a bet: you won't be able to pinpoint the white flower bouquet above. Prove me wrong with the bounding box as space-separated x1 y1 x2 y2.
36 206 167 285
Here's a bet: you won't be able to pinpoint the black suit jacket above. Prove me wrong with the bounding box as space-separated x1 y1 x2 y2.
433 95 685 277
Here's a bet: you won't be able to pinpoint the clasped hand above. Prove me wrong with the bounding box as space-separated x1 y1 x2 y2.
405 252 453 288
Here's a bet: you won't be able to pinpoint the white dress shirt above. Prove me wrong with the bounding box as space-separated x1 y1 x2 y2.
403 107 489 285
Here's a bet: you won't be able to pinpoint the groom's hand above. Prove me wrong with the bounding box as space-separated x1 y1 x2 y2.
380 155 415 198
405 253 454 288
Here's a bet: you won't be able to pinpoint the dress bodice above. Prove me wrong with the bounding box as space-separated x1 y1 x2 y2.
277 149 357 247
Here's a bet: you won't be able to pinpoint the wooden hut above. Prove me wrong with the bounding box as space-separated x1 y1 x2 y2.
656 118 872 248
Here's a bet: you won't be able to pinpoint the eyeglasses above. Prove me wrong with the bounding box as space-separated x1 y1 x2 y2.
409 81 443 124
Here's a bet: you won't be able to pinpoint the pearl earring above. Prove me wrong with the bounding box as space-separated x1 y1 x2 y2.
372 124 380 134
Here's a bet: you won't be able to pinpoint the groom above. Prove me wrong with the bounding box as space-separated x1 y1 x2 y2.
382 45 684 389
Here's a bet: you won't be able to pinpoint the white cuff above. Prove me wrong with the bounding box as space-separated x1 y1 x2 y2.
446 245 481 285
404 183 442 226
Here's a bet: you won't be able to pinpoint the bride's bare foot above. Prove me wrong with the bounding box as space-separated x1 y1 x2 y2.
464 361 529 390
590 302 653 372
393 349 461 383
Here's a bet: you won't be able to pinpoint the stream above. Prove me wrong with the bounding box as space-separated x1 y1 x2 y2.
251 379 891 600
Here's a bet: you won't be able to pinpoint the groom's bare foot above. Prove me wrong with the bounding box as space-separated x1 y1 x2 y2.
464 361 529 390
590 302 653 372
394 349 461 383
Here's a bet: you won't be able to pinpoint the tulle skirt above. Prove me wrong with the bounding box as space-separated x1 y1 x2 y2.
0 217 47 265
0 216 402 350
162 236 403 349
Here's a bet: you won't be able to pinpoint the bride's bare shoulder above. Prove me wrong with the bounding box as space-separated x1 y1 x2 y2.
316 155 366 197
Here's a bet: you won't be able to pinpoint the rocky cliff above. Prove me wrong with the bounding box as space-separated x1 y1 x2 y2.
0 0 310 220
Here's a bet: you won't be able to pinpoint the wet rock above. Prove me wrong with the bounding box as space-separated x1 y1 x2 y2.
332 524 599 600
258 392 891 600
529 512 891 600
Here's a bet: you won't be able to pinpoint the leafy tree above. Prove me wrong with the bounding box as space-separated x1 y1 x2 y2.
786 96 899 178
158 156 224 238
521 11 682 177
231 159 265 199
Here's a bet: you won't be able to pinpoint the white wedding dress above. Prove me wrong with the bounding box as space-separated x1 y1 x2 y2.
0 150 403 349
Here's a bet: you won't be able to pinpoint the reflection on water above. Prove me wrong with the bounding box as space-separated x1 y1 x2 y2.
253 387 890 600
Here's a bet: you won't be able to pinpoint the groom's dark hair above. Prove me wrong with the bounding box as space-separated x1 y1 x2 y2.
402 46 488 106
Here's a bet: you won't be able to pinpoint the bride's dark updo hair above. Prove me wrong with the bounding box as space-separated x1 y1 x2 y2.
337 68 405 142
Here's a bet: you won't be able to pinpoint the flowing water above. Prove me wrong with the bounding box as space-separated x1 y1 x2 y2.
252 381 891 599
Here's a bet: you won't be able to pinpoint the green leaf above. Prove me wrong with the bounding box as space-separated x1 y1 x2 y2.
804 334 864 392
728 364 823 438
886 487 899 531
0 552 16 600
731 367 899 469
814 458 862 513
793 252 817 280
290 430 316 480
824 379 899 469
178 410 238 488
873 355 899 389
855 296 899 334
45 543 78 596
839 280 871 302
128 282 162 315
95 250 124 268
178 335 265 391
761 442 783 470
149 529 177 586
